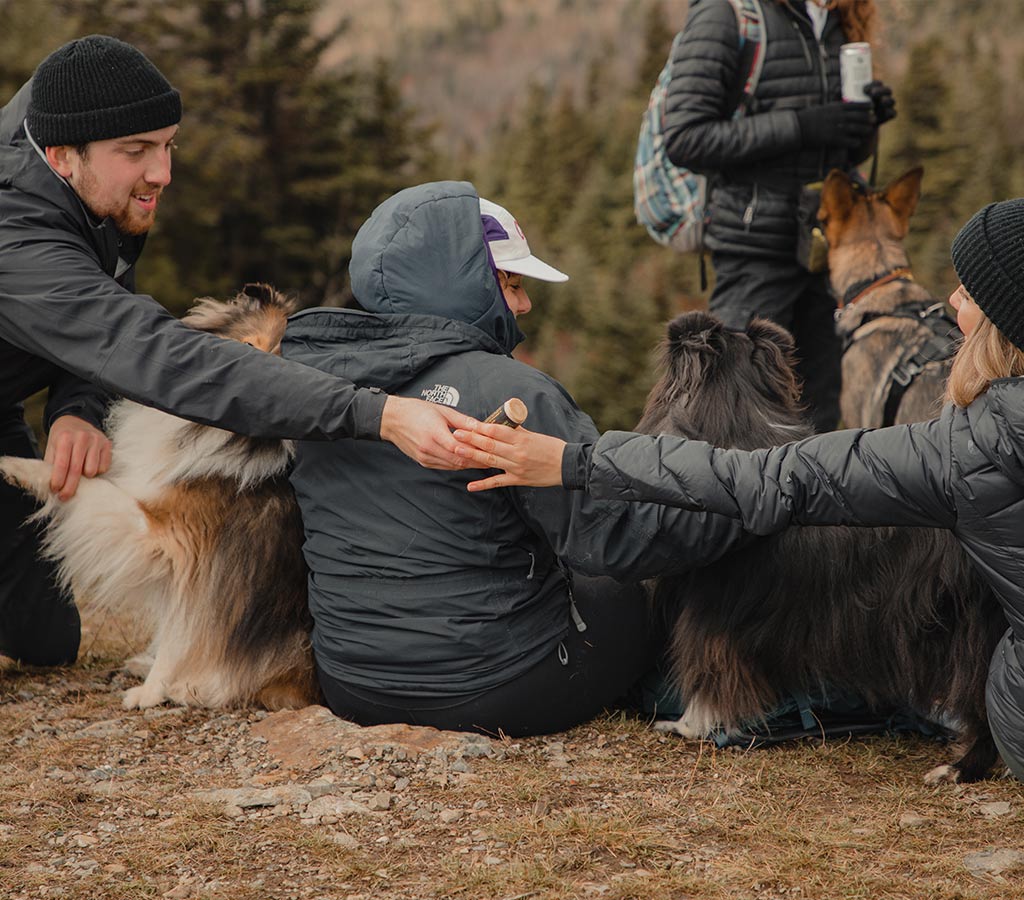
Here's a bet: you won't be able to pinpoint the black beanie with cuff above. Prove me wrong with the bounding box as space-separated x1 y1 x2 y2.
26 34 181 147
951 198 1024 352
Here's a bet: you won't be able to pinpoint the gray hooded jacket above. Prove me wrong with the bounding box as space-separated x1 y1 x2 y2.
282 181 748 697
566 379 1024 774
0 80 384 439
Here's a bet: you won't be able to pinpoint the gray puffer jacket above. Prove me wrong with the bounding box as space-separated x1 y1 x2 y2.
665 0 872 257
0 80 384 439
282 180 749 698
564 379 1024 776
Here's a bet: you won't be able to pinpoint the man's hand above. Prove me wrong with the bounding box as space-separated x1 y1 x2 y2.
379 396 482 469
452 422 567 491
45 415 112 500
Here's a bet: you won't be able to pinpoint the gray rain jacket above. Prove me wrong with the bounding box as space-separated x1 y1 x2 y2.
565 379 1024 775
282 180 748 698
0 81 384 439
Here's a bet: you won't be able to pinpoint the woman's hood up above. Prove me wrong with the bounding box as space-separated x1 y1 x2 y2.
349 181 524 355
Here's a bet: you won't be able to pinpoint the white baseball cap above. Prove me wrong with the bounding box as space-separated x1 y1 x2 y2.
479 197 569 283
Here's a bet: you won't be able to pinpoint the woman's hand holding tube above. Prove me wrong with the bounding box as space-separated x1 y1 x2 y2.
452 423 567 490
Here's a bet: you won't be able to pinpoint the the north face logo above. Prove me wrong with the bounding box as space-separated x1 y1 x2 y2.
421 384 461 407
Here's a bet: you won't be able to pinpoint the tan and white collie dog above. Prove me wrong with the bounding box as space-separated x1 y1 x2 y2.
0 284 319 711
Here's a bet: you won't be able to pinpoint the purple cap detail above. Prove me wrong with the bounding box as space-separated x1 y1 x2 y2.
481 214 509 244
481 214 506 280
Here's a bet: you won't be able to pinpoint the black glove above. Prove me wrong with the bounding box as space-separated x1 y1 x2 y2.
796 102 876 149
864 79 897 125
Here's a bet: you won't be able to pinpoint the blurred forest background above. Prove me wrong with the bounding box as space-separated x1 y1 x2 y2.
3 0 1023 431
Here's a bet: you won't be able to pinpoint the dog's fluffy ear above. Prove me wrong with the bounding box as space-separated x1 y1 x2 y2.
747 318 803 408
666 311 723 350
882 167 924 236
819 169 858 224
240 283 299 316
660 311 727 391
747 317 795 359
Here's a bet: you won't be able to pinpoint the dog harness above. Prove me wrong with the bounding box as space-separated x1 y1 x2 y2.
841 297 962 427
834 264 962 426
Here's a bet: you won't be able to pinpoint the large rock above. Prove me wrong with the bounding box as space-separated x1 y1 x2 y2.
250 705 495 770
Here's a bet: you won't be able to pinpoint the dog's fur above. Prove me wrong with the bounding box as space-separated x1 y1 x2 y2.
639 311 1007 783
0 284 319 711
823 166 958 427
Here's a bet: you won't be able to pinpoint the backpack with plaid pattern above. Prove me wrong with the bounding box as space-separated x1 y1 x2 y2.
633 0 765 251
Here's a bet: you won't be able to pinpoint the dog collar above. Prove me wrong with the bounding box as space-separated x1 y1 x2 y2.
838 267 915 309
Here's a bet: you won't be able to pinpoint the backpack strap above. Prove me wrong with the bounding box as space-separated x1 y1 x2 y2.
727 0 766 114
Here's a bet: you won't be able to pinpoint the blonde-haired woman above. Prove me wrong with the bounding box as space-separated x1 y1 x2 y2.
454 198 1024 779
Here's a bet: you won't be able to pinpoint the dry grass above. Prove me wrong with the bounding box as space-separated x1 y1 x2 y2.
3 611 1024 900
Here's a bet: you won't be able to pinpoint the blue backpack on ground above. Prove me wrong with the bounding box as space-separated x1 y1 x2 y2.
632 671 951 748
633 0 766 251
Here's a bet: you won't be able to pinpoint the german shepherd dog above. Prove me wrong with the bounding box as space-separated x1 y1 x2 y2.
822 166 960 428
639 311 1006 783
0 285 319 711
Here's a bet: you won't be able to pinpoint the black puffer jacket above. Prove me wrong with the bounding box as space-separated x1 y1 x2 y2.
664 0 871 257
283 181 749 698
0 80 385 439
565 378 1024 777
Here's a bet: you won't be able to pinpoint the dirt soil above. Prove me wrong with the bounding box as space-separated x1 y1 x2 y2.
3 613 1024 900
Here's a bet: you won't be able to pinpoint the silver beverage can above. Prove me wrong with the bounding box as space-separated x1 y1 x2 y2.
840 42 873 102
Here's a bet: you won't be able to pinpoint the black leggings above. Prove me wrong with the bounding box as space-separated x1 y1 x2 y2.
710 251 841 433
0 414 80 666
317 575 658 738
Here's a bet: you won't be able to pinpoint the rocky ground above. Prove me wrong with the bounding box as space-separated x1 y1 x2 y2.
3 626 1024 900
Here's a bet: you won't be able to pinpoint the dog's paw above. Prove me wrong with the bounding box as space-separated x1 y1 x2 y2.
652 716 706 740
923 764 961 785
0 456 54 500
122 683 168 710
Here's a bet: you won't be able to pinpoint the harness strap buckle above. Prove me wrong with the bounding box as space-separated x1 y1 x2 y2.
891 361 920 387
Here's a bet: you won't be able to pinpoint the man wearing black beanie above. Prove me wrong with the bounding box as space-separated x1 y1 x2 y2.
0 36 477 669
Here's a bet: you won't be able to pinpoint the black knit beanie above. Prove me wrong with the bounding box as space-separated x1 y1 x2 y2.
27 35 181 146
951 198 1024 352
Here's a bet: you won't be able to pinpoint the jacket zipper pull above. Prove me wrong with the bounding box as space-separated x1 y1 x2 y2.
526 551 536 580
566 581 588 633
743 184 758 230
558 641 569 666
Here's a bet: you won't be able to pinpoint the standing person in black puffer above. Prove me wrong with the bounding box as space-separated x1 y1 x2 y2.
664 0 896 431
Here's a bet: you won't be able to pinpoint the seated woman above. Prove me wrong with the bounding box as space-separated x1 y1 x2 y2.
280 181 749 737
284 179 749 737
453 197 1024 777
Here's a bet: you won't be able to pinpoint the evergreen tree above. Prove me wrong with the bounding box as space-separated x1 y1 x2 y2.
882 36 961 291
634 0 676 99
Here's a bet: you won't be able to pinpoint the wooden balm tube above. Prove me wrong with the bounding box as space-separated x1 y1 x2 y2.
483 398 528 429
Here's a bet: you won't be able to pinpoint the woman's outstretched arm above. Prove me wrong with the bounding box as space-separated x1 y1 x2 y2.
454 413 957 535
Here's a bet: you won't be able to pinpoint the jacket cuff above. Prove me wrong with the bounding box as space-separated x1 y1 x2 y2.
44 399 107 433
561 442 592 491
350 386 388 440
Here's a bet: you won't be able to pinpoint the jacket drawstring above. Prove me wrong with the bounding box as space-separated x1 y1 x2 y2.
558 568 588 666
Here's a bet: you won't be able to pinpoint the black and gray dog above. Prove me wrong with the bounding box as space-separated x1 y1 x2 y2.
639 310 1006 784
